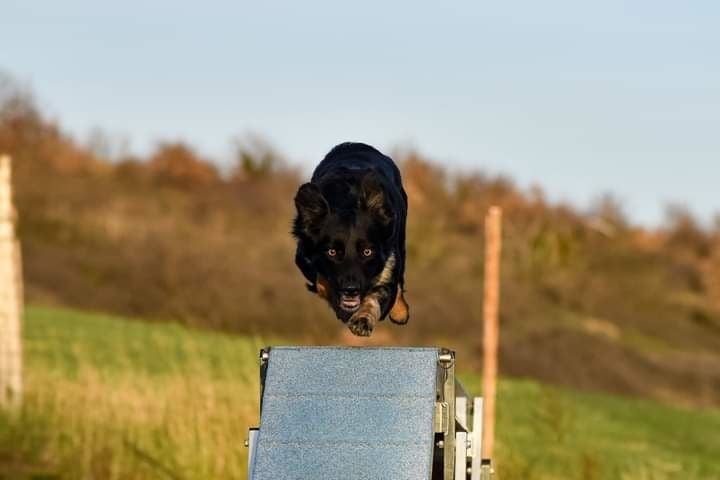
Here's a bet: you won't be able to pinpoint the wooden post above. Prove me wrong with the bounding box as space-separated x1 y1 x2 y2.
0 154 23 409
481 206 502 459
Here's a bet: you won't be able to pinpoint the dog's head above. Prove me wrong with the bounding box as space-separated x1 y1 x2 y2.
294 172 395 321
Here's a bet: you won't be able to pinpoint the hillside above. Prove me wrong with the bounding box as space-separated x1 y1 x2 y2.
2 75 720 405
1 306 718 479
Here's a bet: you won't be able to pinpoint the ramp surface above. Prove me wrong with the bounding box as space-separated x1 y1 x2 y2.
251 346 439 480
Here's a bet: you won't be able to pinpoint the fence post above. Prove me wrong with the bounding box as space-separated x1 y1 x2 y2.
481 206 502 460
0 154 23 409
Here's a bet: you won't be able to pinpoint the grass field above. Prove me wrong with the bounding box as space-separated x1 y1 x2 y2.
1 306 719 479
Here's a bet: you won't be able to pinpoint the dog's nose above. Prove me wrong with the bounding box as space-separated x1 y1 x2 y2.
341 286 360 297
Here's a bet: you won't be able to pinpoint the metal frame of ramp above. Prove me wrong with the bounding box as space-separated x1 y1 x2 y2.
246 346 494 480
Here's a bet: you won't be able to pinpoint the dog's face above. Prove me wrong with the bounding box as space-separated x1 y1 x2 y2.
294 173 395 321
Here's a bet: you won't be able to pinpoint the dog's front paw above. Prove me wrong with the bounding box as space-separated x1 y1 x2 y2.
347 296 381 337
348 311 376 336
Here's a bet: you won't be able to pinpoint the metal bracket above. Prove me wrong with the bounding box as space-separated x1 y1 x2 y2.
479 459 494 480
434 401 449 433
246 428 259 479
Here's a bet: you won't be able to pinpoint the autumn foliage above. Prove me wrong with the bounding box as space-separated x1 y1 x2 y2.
2 74 720 406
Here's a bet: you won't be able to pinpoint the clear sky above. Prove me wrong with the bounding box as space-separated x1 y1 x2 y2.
2 0 718 226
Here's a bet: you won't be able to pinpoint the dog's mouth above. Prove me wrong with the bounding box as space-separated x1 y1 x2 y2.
339 294 361 312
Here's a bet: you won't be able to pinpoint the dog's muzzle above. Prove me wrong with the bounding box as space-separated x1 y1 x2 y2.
340 295 361 311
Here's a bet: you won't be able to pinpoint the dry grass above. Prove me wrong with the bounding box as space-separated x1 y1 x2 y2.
0 306 265 479
6 374 256 479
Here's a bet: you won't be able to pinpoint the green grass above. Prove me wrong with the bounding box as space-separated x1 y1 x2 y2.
462 376 720 479
1 306 719 479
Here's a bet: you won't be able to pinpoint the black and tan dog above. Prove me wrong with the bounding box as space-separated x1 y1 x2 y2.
292 142 409 336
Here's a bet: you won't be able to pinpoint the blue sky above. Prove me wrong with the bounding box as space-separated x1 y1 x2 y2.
2 0 718 226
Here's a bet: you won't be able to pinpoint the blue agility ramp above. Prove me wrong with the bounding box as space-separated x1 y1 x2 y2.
247 347 493 480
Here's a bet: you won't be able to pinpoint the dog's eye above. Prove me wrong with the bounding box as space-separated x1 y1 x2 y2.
327 248 337 257
363 248 373 257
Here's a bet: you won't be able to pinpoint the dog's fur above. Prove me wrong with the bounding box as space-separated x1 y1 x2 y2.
292 142 409 336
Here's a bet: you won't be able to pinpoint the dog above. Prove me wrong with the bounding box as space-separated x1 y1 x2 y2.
292 142 409 336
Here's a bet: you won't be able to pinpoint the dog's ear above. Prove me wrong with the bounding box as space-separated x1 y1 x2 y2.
361 172 393 226
295 183 329 234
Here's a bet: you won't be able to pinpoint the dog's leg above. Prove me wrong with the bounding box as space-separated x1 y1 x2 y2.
315 275 331 300
347 294 381 336
347 282 400 335
389 286 409 325
347 252 411 336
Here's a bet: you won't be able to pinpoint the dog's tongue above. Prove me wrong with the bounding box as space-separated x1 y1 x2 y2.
341 295 361 308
